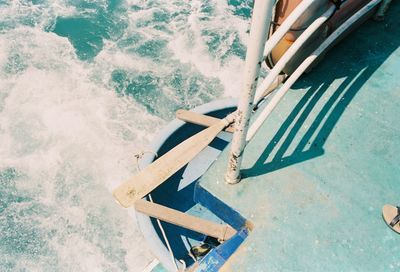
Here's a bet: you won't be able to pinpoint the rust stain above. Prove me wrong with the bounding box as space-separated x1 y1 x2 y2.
228 153 240 172
245 220 255 231
127 188 136 198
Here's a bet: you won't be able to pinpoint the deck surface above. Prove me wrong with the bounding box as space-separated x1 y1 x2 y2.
199 4 400 271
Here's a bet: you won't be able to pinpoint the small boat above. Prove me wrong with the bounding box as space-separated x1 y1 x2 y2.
112 0 398 271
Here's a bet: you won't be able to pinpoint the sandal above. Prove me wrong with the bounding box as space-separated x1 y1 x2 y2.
382 204 400 234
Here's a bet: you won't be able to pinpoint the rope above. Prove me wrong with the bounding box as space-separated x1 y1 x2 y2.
148 194 179 271
134 150 179 271
178 259 186 270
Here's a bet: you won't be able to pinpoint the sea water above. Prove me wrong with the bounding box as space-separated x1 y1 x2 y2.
0 0 251 271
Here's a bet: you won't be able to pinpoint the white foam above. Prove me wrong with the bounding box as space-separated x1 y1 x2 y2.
0 0 77 31
165 0 249 97
0 1 252 270
0 27 159 271
109 0 250 98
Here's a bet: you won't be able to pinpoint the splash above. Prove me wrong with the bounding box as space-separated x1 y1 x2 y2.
0 0 249 271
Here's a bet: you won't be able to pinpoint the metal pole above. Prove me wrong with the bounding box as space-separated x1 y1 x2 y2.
225 0 275 184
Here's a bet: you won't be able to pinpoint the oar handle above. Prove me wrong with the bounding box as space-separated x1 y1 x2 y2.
222 112 237 127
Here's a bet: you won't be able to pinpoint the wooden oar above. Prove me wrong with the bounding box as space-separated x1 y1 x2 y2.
135 199 236 240
113 112 236 207
113 76 283 207
176 109 235 133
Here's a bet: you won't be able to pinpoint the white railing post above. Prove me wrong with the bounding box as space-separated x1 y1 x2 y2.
225 0 275 184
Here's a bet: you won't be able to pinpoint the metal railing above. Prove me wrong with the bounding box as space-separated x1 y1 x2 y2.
225 0 383 184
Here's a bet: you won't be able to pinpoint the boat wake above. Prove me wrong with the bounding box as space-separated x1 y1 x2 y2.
0 0 250 271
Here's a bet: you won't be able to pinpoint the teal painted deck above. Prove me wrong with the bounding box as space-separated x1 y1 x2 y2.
199 4 400 271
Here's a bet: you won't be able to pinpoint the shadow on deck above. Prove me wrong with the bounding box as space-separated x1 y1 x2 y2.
242 3 400 178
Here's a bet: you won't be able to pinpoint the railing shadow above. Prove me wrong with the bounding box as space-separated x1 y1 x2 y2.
242 5 399 178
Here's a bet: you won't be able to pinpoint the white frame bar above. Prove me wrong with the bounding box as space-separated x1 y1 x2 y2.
246 5 335 141
253 5 336 106
246 0 382 142
255 0 319 103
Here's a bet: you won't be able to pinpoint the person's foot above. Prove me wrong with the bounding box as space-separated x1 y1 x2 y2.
382 204 400 234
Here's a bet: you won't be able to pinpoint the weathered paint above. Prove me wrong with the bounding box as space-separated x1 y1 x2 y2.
196 228 249 272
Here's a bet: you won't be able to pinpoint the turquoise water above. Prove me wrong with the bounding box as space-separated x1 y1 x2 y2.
0 1 251 271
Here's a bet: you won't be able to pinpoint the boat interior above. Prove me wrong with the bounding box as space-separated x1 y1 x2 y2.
112 0 399 271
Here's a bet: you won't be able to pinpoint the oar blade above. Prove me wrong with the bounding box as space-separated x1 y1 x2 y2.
113 121 227 207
